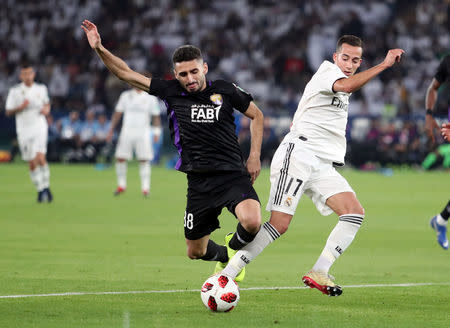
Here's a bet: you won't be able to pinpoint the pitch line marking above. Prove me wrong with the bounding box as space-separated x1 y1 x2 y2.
1 282 449 299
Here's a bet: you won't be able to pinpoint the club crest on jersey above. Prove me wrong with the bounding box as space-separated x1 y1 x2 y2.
284 197 292 207
210 94 223 106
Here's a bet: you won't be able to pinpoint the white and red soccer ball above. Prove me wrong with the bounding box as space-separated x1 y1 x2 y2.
200 273 240 312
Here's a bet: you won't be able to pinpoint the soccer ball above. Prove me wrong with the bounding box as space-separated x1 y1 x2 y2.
200 273 240 312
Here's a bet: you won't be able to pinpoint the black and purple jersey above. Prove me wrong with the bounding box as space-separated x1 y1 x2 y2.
149 78 253 173
434 54 450 84
434 54 450 119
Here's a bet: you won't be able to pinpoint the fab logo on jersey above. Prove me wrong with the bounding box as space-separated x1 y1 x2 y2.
190 94 222 123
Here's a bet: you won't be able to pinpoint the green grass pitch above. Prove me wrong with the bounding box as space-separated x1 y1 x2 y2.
0 163 448 327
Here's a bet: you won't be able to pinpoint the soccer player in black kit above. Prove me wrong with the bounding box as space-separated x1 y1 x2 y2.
82 20 264 280
424 53 450 250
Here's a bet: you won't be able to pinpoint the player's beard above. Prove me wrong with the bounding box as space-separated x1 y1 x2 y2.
186 76 205 93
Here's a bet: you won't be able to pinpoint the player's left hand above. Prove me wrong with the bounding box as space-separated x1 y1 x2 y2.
40 104 50 116
383 49 405 67
246 156 261 184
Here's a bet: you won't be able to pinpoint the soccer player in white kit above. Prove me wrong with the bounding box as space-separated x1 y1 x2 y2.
107 87 161 197
5 62 53 203
221 35 405 296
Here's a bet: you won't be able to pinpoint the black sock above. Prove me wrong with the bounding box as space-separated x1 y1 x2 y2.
200 240 228 262
229 222 258 250
440 200 450 221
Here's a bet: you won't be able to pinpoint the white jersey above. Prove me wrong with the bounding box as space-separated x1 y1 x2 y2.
288 60 350 164
115 89 160 133
5 82 50 138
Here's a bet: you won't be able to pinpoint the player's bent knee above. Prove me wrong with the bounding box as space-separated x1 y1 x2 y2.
239 214 261 233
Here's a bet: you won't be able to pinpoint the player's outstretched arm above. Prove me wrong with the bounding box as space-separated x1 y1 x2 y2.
81 20 150 92
442 123 450 141
243 101 264 184
334 49 405 94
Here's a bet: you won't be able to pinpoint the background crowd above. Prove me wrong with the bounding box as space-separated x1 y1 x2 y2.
0 0 449 169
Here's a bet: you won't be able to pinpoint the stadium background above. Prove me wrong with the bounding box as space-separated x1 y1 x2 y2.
1 1 449 327
0 0 449 168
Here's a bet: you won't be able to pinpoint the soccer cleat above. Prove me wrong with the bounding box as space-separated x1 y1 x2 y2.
142 190 149 198
114 186 126 196
430 216 449 250
302 270 343 296
214 233 246 282
37 190 44 203
44 188 53 203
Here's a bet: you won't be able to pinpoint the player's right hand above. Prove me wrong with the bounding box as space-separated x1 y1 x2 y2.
383 49 405 67
81 20 101 49
20 99 30 110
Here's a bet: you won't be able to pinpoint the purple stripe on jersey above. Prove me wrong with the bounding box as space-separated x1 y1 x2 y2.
175 157 182 170
166 100 183 170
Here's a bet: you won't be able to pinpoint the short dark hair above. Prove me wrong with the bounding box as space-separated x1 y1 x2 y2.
172 45 203 65
20 60 34 70
336 35 363 52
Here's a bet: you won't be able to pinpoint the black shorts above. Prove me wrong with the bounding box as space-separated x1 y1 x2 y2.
184 171 260 240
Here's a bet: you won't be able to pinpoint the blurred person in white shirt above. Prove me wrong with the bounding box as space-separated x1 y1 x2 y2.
5 62 53 202
107 87 161 197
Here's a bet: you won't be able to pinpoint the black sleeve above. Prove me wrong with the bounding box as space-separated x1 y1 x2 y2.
229 83 254 113
148 78 172 98
434 55 450 84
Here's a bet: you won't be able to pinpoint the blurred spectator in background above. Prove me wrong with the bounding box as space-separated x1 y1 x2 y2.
78 109 98 162
93 113 112 163
59 110 82 162
46 114 61 162
0 0 449 169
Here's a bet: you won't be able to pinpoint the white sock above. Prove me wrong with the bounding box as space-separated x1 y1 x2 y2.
312 214 364 273
139 162 151 192
40 164 50 189
29 168 43 191
116 161 127 189
436 214 448 227
222 222 281 279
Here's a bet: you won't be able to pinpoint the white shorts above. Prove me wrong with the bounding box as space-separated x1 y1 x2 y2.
115 131 153 161
18 129 48 161
266 138 354 216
